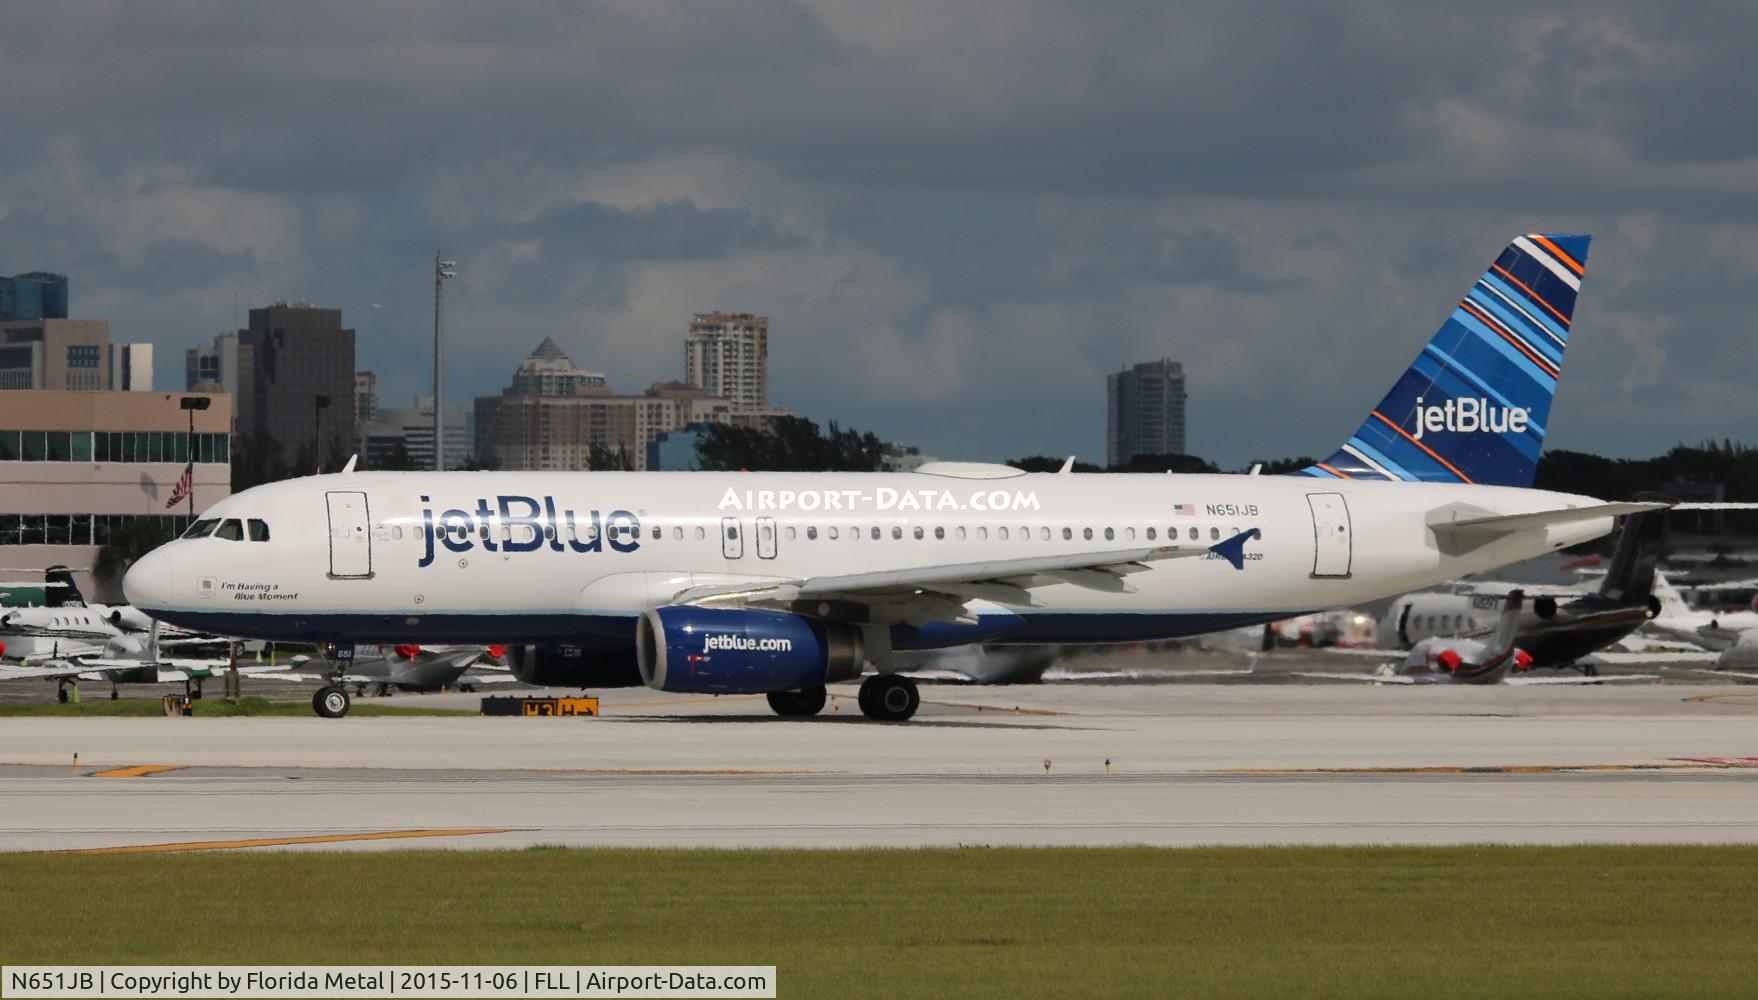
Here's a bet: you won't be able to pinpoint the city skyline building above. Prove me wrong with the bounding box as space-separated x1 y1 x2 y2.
0 272 69 323
685 311 768 412
0 319 154 393
1106 358 1188 467
235 303 357 470
362 394 473 471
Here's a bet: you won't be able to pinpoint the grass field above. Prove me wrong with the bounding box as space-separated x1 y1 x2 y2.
3 846 1756 997
0 696 472 717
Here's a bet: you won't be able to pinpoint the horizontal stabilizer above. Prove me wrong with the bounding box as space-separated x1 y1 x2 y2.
1430 501 1670 549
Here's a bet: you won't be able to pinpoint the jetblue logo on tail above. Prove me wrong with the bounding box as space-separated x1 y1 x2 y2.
1411 397 1531 440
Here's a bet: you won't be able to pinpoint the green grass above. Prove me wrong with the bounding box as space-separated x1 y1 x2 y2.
0 696 473 717
3 846 1757 997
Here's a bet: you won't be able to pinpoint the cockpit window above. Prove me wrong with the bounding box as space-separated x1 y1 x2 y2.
183 519 219 539
247 518 270 542
214 519 244 541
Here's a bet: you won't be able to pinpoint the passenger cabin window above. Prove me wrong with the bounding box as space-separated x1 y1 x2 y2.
247 518 270 542
183 519 219 539
214 519 244 541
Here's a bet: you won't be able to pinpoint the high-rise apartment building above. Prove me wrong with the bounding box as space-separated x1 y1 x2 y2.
354 371 379 424
685 312 768 412
1106 359 1187 467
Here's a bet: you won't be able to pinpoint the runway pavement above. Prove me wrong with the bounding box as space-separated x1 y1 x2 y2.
5 681 1758 852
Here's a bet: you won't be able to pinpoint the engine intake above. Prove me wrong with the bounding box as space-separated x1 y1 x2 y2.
637 606 866 693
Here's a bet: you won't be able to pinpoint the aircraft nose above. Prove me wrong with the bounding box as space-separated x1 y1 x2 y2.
123 547 175 608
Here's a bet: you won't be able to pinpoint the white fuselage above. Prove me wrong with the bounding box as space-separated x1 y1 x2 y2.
124 468 1614 650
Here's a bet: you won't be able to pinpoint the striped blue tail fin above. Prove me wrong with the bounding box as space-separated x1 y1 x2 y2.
1298 233 1589 488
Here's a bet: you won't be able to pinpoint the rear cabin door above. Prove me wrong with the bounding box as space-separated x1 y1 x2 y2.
1306 492 1352 578
721 516 745 559
325 490 373 578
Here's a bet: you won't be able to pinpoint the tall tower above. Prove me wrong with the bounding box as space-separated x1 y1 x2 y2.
1106 359 1187 467
684 312 768 412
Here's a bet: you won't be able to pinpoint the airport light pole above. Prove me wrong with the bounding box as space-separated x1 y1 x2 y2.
313 394 331 474
433 252 457 471
178 395 210 520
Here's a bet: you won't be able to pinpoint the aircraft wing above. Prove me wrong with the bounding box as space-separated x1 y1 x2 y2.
3 644 109 662
0 662 96 681
1287 671 1415 684
671 532 1261 625
1506 674 1661 685
1585 651 1721 667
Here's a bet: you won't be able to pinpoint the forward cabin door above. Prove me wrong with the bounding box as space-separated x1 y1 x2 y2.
1306 492 1352 578
325 490 373 578
721 516 745 559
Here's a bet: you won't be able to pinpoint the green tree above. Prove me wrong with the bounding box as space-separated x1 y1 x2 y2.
93 518 175 602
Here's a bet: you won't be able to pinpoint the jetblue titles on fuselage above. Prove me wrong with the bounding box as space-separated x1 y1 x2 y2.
417 495 642 568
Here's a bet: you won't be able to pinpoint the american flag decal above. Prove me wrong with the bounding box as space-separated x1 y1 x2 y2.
166 461 193 509
1172 503 1196 516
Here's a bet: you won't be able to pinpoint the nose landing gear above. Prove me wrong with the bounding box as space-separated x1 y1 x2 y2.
312 685 352 719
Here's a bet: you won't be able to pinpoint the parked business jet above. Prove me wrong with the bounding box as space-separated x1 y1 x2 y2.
1374 503 1669 674
128 233 1690 720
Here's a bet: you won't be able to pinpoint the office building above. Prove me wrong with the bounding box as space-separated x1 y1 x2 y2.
0 389 231 601
685 312 768 412
233 303 356 470
0 272 69 322
1106 359 1188 467
109 343 152 391
362 395 474 471
0 320 113 391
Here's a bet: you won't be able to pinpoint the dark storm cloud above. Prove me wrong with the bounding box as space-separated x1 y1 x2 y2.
0 0 1755 464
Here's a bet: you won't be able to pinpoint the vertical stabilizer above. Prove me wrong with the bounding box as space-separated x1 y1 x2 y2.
1298 234 1590 487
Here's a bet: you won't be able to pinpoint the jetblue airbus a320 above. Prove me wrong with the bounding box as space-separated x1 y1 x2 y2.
128 233 1660 721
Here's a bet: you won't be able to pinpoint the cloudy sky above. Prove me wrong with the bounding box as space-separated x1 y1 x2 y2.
2 2 1755 466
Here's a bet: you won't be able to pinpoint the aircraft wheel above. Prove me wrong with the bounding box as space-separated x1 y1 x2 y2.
57 687 69 704
313 685 351 719
110 688 120 701
1583 663 1600 678
858 674 920 722
766 685 828 717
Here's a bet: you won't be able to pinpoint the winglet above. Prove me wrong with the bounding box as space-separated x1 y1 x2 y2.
1057 456 1076 475
342 454 359 474
1208 528 1262 570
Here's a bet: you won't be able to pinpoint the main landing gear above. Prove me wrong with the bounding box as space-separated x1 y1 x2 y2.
762 676 921 721
857 674 920 722
766 685 827 717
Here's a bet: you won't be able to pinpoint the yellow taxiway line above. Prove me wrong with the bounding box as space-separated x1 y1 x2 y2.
89 764 184 778
42 828 513 855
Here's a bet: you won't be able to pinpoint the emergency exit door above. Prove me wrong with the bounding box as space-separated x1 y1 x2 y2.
722 516 744 559
1306 492 1352 578
325 490 373 578
756 516 778 559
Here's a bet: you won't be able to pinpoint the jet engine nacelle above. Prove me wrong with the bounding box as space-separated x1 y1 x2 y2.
505 644 643 688
636 606 866 694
